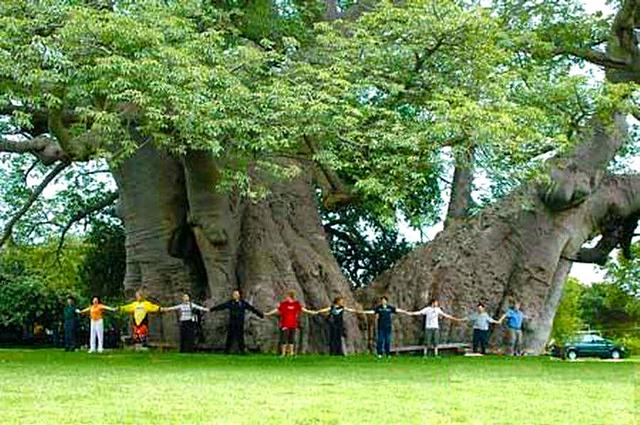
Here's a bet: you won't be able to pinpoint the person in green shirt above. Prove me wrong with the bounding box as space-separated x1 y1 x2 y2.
63 296 79 352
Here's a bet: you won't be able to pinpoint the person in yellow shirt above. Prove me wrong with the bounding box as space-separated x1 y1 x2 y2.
119 290 162 347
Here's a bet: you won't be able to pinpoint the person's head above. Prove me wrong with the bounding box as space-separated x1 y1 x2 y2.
429 298 439 307
333 296 344 307
232 290 241 301
380 296 388 306
135 290 144 301
67 296 75 306
285 290 296 301
182 293 191 303
476 302 485 312
513 301 521 310
92 296 100 305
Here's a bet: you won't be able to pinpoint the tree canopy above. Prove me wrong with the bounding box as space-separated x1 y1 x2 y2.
1 0 639 286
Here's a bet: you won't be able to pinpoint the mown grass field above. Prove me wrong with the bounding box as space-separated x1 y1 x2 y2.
0 349 637 425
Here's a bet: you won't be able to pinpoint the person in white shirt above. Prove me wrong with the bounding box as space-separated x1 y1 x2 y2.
163 293 209 353
407 299 463 356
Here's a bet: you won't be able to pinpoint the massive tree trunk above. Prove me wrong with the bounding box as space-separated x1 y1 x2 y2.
361 115 640 354
113 147 366 352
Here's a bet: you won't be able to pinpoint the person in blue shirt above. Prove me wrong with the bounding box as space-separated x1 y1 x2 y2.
363 296 408 358
499 302 527 356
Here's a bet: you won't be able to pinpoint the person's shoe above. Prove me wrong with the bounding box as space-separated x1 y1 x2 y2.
88 350 94 354
97 350 104 354
376 354 382 359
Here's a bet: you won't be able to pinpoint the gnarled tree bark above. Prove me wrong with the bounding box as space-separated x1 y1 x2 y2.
112 148 366 352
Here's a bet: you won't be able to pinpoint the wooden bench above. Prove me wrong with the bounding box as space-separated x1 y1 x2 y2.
390 343 470 356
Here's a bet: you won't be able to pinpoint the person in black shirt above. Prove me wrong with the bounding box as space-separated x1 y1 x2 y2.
316 296 359 356
363 296 408 357
63 296 79 351
210 289 264 354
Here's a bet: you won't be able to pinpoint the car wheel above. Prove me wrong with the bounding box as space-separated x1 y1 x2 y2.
566 350 578 361
610 350 621 360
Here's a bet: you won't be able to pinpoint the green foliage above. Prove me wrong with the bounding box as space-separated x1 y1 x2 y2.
0 241 87 329
605 242 640 297
551 277 584 344
553 275 640 350
321 204 414 288
3 0 634 231
0 0 302 186
0 155 117 245
78 215 125 301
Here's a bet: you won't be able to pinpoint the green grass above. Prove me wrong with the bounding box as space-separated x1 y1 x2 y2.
0 350 637 425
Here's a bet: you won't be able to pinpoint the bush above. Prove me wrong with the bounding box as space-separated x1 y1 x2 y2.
0 243 86 344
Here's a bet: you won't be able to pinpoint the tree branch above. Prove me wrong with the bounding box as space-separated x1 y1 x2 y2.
445 144 475 227
0 135 51 154
0 161 70 248
0 134 67 165
563 174 640 264
554 47 631 69
55 191 119 258
303 135 354 209
539 113 628 211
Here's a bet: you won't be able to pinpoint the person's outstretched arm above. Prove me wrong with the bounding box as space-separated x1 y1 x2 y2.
440 310 462 321
119 302 136 313
103 305 117 312
78 306 90 314
162 305 181 312
316 307 331 314
243 301 264 318
148 301 161 313
210 301 231 312
405 307 427 316
302 307 318 315
192 303 208 313
264 308 278 317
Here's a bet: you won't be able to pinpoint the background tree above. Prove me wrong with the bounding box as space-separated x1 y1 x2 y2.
550 277 584 345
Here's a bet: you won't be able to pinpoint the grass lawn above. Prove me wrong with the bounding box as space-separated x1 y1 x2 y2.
0 349 637 425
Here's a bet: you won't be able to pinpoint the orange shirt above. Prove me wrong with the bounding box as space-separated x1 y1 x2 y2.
90 304 107 321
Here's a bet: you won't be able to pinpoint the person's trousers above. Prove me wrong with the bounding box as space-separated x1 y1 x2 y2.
179 320 197 353
64 322 76 351
328 325 345 356
225 322 245 354
90 319 104 352
472 329 489 354
508 328 523 355
376 328 392 356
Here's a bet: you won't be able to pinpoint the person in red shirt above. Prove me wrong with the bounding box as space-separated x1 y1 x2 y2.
265 290 317 356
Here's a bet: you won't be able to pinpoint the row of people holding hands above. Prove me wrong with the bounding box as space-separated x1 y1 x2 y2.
64 289 526 356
